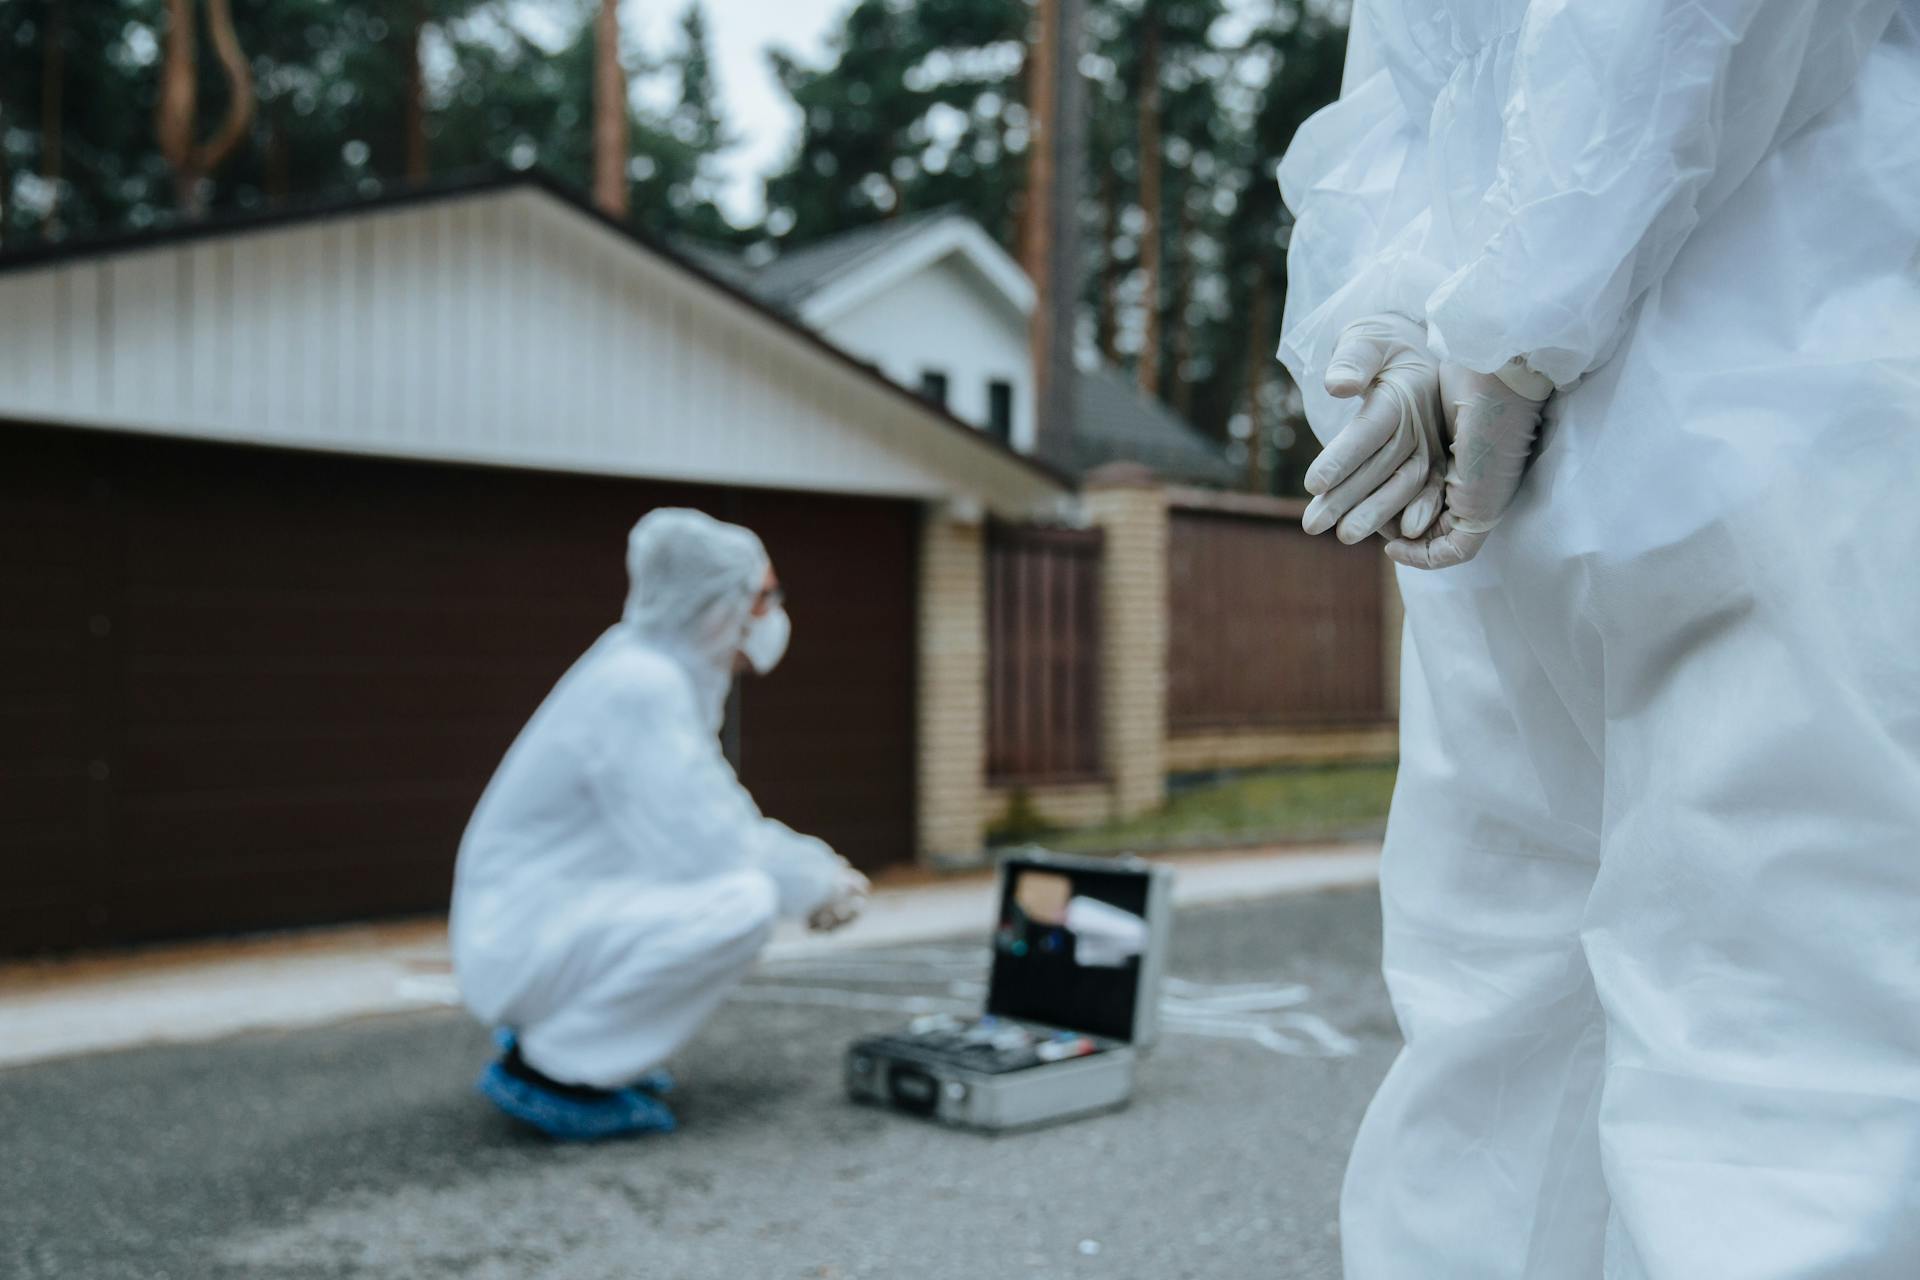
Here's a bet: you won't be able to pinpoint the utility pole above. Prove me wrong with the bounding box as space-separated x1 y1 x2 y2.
1025 0 1085 472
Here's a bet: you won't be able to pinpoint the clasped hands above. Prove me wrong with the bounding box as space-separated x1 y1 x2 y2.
1300 314 1551 570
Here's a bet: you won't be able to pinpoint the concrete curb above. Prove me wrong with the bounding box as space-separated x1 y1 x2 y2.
0 843 1379 1072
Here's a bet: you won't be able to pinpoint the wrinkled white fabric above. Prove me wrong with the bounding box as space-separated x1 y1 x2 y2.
1279 2 1920 1276
450 509 845 1088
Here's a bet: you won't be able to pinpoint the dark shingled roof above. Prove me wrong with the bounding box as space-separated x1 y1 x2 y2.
1071 367 1237 487
670 239 761 292
749 208 959 309
718 217 1236 487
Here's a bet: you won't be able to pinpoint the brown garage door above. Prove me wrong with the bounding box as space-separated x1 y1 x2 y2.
0 421 917 957
733 488 918 876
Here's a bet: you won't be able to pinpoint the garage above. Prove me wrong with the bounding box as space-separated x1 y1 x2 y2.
0 176 1063 957
0 421 917 955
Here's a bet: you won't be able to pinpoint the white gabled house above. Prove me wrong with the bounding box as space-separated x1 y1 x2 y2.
689 209 1239 489
0 178 1068 511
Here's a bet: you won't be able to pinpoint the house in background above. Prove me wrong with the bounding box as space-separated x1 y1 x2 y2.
696 213 1394 839
686 210 1239 489
0 171 1393 960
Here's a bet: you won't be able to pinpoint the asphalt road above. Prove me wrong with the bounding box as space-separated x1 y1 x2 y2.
0 886 1398 1280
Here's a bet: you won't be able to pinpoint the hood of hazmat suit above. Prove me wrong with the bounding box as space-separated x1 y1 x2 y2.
449 509 846 1088
1278 3 1920 1277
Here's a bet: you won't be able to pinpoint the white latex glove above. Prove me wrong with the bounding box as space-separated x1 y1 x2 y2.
1301 314 1447 545
807 862 870 933
1386 359 1552 570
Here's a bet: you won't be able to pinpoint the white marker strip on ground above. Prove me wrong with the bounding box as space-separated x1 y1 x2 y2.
743 954 1360 1060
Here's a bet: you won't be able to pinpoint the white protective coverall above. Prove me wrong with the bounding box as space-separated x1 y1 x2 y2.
1279 3 1920 1277
450 509 845 1089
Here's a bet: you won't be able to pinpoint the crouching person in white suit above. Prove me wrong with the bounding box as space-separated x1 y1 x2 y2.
450 508 869 1140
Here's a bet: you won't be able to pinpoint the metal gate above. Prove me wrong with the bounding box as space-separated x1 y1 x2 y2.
1167 506 1387 730
986 523 1103 782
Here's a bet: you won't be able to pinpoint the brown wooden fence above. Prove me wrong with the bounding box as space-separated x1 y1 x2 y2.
1167 502 1387 731
987 523 1104 782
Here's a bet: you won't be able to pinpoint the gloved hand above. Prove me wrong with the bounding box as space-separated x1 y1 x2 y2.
807 861 870 933
1301 314 1447 545
1385 359 1552 570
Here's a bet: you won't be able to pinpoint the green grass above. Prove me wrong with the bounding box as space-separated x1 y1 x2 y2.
995 762 1398 855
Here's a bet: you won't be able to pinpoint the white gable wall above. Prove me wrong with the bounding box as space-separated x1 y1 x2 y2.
0 187 1063 515
817 254 1037 454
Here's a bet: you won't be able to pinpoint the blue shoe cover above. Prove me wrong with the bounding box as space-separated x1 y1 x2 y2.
476 1061 678 1141
490 1029 674 1097
631 1067 676 1096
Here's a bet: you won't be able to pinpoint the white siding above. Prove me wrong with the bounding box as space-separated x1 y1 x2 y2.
818 254 1037 453
0 188 1060 515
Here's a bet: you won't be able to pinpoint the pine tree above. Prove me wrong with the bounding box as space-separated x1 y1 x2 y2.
761 0 1029 247
657 3 743 242
155 0 255 215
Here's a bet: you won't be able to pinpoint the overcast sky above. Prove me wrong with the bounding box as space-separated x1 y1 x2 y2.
609 0 1270 229
623 0 853 226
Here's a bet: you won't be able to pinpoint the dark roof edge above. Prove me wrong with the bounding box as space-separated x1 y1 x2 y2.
0 165 1075 495
752 203 966 297
0 166 526 275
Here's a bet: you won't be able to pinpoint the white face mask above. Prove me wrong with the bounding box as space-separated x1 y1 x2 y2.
740 605 791 674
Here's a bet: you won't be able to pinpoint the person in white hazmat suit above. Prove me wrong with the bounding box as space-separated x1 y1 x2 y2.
1277 1 1920 1275
450 509 870 1141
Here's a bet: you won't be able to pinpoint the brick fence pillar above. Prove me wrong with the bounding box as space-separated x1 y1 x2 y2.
916 502 988 864
1084 465 1168 820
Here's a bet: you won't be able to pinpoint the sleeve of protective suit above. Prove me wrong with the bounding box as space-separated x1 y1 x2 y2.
1423 0 1898 386
1274 7 1448 441
583 667 843 921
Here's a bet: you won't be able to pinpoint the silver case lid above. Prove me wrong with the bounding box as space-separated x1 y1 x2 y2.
988 848 1175 1049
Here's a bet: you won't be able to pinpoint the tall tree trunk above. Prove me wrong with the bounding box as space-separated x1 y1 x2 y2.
196 0 254 200
40 0 65 234
1169 192 1195 418
1095 160 1120 363
1135 15 1162 399
1243 253 1273 493
156 0 255 217
404 1 428 185
156 0 198 210
1023 0 1054 287
592 0 629 219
